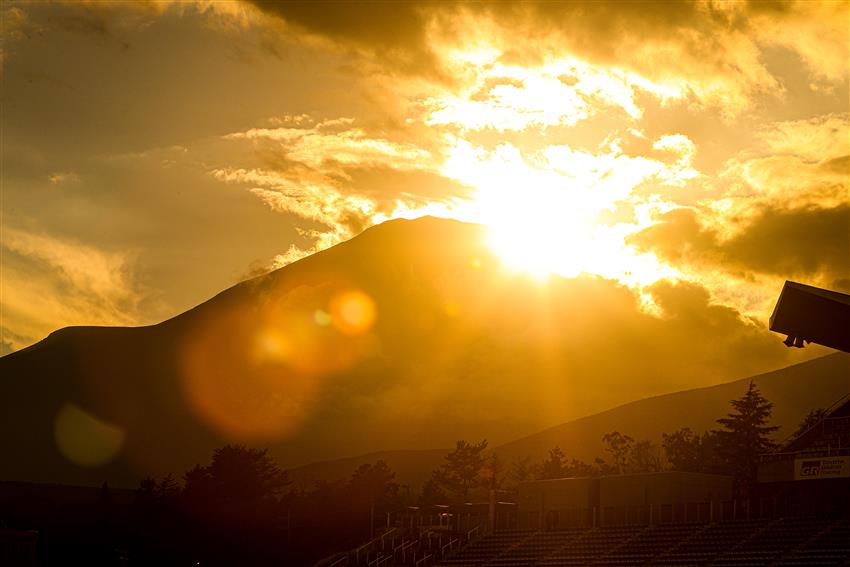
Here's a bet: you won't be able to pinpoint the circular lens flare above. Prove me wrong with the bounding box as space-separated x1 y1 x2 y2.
330 289 377 335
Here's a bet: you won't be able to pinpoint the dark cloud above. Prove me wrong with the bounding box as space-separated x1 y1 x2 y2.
820 155 849 174
247 0 440 75
629 204 850 281
243 0 843 105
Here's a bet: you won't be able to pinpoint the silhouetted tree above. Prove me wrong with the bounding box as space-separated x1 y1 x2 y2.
506 457 537 489
565 458 599 477
663 428 702 471
349 460 400 509
539 446 567 479
628 440 663 473
204 444 290 501
181 445 291 565
595 456 617 476
715 381 779 496
602 431 634 474
419 473 449 506
663 428 727 474
793 408 827 438
436 439 488 502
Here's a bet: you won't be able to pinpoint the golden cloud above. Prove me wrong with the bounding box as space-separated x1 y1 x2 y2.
244 1 847 117
1 227 148 349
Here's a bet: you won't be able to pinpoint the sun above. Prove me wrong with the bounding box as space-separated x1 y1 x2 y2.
483 199 592 280
434 153 679 287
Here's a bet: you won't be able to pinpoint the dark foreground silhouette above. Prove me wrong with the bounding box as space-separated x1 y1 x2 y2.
3 384 848 566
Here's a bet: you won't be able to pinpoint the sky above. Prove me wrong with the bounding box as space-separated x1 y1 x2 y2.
1 0 848 356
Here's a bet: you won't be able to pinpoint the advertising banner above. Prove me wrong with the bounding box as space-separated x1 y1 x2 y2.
794 456 850 480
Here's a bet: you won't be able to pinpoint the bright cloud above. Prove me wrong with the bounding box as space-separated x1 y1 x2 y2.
1 227 147 350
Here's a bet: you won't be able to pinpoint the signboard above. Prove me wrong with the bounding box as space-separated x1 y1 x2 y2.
794 456 850 480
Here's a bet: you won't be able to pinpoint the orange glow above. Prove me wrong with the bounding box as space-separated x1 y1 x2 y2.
179 285 379 440
54 403 125 467
330 289 377 335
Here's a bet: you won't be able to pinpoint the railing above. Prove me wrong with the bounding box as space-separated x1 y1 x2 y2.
329 555 349 567
773 394 850 449
355 528 396 564
761 444 850 462
414 553 432 567
367 554 392 567
440 537 459 558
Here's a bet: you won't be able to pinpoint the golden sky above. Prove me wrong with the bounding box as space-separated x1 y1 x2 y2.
1 0 848 358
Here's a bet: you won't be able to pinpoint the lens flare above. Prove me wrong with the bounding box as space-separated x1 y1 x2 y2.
54 403 125 467
179 285 380 440
330 289 377 335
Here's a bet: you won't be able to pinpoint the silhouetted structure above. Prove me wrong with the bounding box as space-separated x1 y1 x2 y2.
770 281 850 352
517 471 732 529
758 394 850 517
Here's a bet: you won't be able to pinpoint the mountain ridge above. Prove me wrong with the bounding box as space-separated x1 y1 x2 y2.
1 216 836 489
287 352 849 490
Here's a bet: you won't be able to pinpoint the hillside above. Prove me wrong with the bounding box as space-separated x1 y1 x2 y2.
287 353 849 489
494 352 850 465
0 217 830 487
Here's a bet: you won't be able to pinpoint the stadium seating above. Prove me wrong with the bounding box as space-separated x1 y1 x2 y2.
431 516 850 566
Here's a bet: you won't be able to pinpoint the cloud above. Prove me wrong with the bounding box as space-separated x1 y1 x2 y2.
245 0 438 75
245 0 847 116
715 113 849 216
759 113 849 162
48 171 80 185
224 118 436 171
214 117 466 258
421 57 648 132
0 227 146 349
629 204 850 285
754 0 850 84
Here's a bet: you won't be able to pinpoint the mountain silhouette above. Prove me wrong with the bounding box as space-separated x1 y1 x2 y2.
287 353 849 489
1 217 840 487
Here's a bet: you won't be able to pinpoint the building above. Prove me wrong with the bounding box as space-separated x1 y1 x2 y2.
517 471 732 529
758 394 850 517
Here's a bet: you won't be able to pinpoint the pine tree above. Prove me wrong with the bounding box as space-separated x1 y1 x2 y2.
435 439 488 502
715 381 779 496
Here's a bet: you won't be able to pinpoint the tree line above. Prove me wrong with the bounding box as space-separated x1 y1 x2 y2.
421 381 808 502
111 381 820 565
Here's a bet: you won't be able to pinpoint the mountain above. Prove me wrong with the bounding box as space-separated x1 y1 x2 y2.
493 352 850 465
0 217 833 487
286 353 850 489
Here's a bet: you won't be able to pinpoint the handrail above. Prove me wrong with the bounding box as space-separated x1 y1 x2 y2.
414 553 433 567
441 537 459 557
392 539 415 557
329 556 348 567
368 554 392 567
357 527 397 556
772 393 850 449
380 527 397 546
398 539 417 563
761 446 850 462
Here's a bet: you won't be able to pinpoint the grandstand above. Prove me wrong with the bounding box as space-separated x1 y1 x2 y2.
322 282 850 566
323 396 849 566
321 517 850 566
